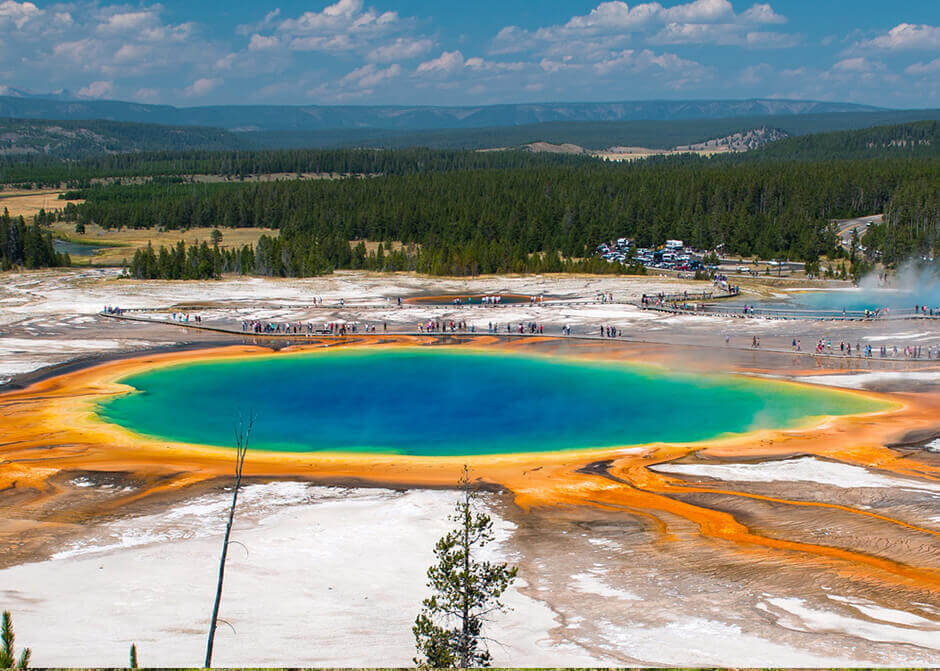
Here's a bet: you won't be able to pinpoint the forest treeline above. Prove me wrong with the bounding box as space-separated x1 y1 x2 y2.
242 111 940 151
71 155 939 277
747 120 938 161
3 121 938 276
128 235 645 279
0 148 591 188
0 118 242 161
863 178 940 265
0 210 69 270
4 120 938 188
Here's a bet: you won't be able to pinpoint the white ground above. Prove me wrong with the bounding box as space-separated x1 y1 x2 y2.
8 481 933 667
2 268 940 666
2 484 597 668
653 456 940 493
0 268 709 382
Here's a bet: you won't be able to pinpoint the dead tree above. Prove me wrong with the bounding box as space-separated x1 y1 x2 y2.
204 413 253 668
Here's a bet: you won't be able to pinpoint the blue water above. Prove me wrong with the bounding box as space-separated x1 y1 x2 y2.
53 239 106 257
98 348 884 456
746 289 939 314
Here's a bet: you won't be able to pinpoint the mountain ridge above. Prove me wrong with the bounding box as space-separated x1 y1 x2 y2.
0 96 885 132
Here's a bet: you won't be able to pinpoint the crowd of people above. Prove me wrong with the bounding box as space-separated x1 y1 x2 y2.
418 320 474 333
105 292 939 362
241 320 392 335
489 322 545 334
242 320 319 334
790 337 940 359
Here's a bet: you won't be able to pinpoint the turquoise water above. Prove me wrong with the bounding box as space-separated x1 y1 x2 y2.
745 289 937 314
98 348 885 456
53 239 107 257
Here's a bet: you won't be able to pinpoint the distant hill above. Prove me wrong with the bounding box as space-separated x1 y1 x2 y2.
519 127 788 160
244 109 940 150
0 96 882 132
0 118 243 158
751 120 939 160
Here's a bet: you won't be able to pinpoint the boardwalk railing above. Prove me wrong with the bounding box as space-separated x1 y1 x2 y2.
97 310 940 365
640 302 940 321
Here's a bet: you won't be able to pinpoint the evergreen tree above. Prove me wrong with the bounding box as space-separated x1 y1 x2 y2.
0 611 31 670
413 467 518 669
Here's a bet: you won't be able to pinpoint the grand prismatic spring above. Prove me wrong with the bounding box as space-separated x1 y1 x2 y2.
2 325 939 666
99 347 886 455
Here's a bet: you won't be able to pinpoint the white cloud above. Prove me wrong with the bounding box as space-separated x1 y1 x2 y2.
368 37 433 62
77 80 114 98
278 0 396 39
740 3 786 25
340 62 401 88
52 39 104 63
215 53 237 70
248 34 280 50
97 10 156 35
745 31 799 49
236 8 280 36
184 77 221 97
113 43 151 63
251 0 424 66
861 23 940 51
661 0 734 24
593 48 706 77
562 1 663 33
416 50 465 75
832 57 879 73
492 0 791 55
539 58 579 73
651 22 742 45
906 57 940 75
0 0 41 29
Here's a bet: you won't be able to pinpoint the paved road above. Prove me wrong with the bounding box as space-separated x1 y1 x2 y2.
834 214 883 250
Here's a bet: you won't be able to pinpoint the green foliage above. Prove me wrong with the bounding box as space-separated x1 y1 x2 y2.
0 147 590 188
863 178 940 265
64 154 939 273
129 643 138 669
0 210 69 270
414 466 518 668
128 240 226 280
0 117 242 161
0 611 30 670
752 121 939 161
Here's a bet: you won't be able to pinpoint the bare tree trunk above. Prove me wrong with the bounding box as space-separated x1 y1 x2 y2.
460 467 471 669
204 415 253 669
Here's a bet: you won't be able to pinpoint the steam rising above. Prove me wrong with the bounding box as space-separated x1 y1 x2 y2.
796 262 940 312
857 262 940 307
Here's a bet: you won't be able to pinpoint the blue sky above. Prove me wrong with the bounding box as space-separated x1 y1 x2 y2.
1 0 938 107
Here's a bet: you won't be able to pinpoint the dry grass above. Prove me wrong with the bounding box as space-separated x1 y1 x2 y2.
0 190 79 218
50 222 277 265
